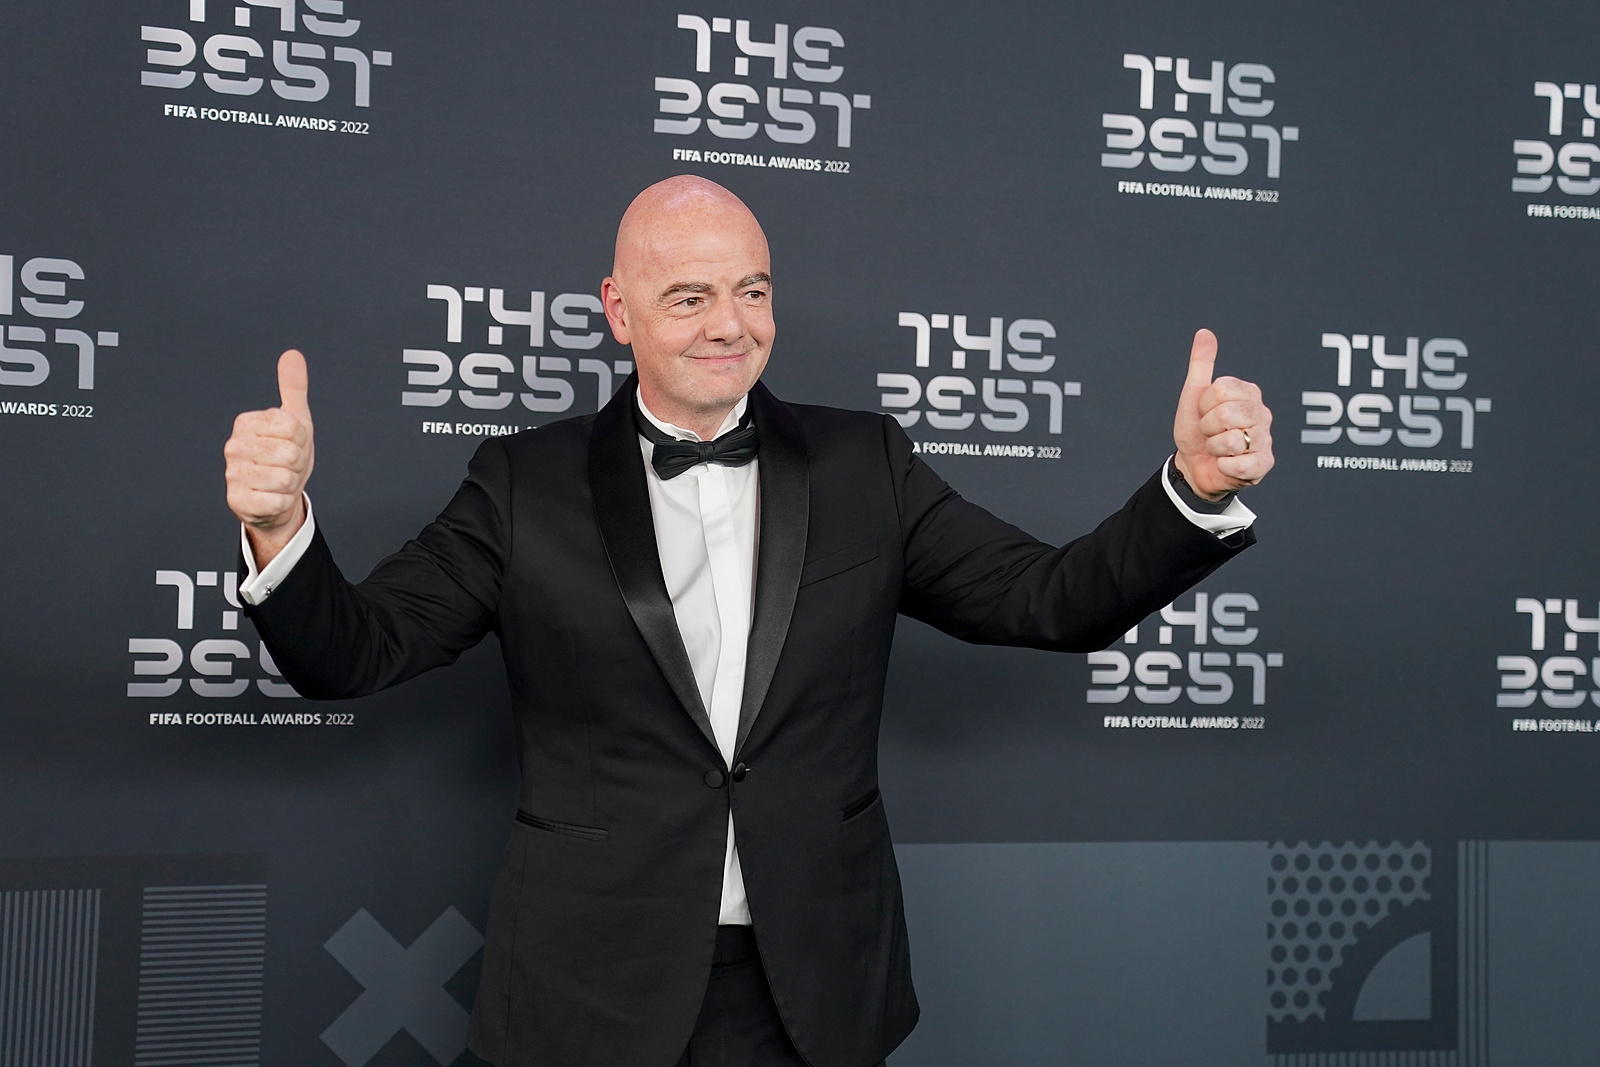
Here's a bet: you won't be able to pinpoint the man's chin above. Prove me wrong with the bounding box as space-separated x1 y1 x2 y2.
690 388 755 413
682 360 762 398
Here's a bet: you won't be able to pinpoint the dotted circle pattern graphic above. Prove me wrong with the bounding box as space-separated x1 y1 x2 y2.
1266 840 1431 1023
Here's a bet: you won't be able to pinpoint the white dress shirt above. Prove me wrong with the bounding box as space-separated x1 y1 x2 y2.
634 391 759 925
239 396 1252 928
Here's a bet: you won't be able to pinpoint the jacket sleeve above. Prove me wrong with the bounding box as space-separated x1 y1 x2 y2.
242 437 511 699
885 416 1252 653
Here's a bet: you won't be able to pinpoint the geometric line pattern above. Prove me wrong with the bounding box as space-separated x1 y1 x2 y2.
0 888 101 1067
1271 1053 1458 1065
1457 840 1488 1067
136 884 267 1067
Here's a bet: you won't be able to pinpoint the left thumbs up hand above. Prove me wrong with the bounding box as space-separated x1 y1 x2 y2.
1171 329 1274 499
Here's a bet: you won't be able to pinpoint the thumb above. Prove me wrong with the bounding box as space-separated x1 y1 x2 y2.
276 349 311 423
1174 329 1217 444
1183 328 1218 396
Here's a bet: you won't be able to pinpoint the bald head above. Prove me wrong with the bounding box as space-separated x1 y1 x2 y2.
612 175 767 286
600 176 775 439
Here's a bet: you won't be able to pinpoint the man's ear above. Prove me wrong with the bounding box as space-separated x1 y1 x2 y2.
600 277 631 345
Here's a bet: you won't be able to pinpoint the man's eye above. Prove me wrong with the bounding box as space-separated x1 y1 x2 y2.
682 297 701 307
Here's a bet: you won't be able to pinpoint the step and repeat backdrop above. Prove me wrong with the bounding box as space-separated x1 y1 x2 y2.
2 0 1598 1064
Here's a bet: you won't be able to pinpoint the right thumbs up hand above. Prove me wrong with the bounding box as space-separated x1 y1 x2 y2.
226 349 315 565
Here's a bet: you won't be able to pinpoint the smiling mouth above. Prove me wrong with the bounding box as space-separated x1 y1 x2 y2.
687 350 752 362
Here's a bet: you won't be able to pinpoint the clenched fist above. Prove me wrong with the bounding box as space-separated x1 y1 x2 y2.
1172 329 1274 499
225 349 314 566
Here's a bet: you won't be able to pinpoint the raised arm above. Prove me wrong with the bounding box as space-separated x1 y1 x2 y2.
224 351 509 698
891 329 1269 652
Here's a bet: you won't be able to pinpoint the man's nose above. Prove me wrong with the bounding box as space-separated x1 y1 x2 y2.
701 292 746 344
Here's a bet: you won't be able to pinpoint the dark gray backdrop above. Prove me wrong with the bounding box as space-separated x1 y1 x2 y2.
3 1 1598 1064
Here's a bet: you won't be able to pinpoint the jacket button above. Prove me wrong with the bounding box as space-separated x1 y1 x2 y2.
704 769 725 789
731 763 748 782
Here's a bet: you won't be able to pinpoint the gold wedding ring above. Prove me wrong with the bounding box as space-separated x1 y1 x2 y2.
1242 429 1253 453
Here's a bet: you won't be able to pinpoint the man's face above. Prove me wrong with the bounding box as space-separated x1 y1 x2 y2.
602 197 774 426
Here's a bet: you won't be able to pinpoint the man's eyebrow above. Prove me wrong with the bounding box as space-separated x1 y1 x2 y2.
657 281 714 300
655 274 771 301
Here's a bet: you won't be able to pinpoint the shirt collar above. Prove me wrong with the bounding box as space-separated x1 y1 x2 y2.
635 387 749 443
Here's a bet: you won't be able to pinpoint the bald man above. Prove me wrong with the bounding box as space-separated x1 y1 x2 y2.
226 176 1273 1067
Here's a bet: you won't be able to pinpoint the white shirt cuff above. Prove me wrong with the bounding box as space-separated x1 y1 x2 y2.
238 495 316 606
1159 459 1256 539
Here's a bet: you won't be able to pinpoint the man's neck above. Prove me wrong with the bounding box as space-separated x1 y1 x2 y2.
637 385 745 442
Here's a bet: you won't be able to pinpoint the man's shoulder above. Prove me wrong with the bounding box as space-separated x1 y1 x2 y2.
456 412 600 490
775 396 890 450
769 396 903 508
494 411 599 460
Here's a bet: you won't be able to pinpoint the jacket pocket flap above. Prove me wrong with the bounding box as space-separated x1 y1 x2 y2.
516 809 609 841
800 535 879 587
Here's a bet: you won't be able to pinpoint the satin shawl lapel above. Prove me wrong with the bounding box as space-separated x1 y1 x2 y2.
587 378 718 753
736 383 810 756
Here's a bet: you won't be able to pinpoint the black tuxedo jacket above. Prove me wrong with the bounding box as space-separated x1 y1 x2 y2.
245 378 1252 1067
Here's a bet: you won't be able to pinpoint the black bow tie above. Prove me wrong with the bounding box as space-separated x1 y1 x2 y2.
635 400 760 480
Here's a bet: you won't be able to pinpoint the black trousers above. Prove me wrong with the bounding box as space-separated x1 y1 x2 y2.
675 926 886 1067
